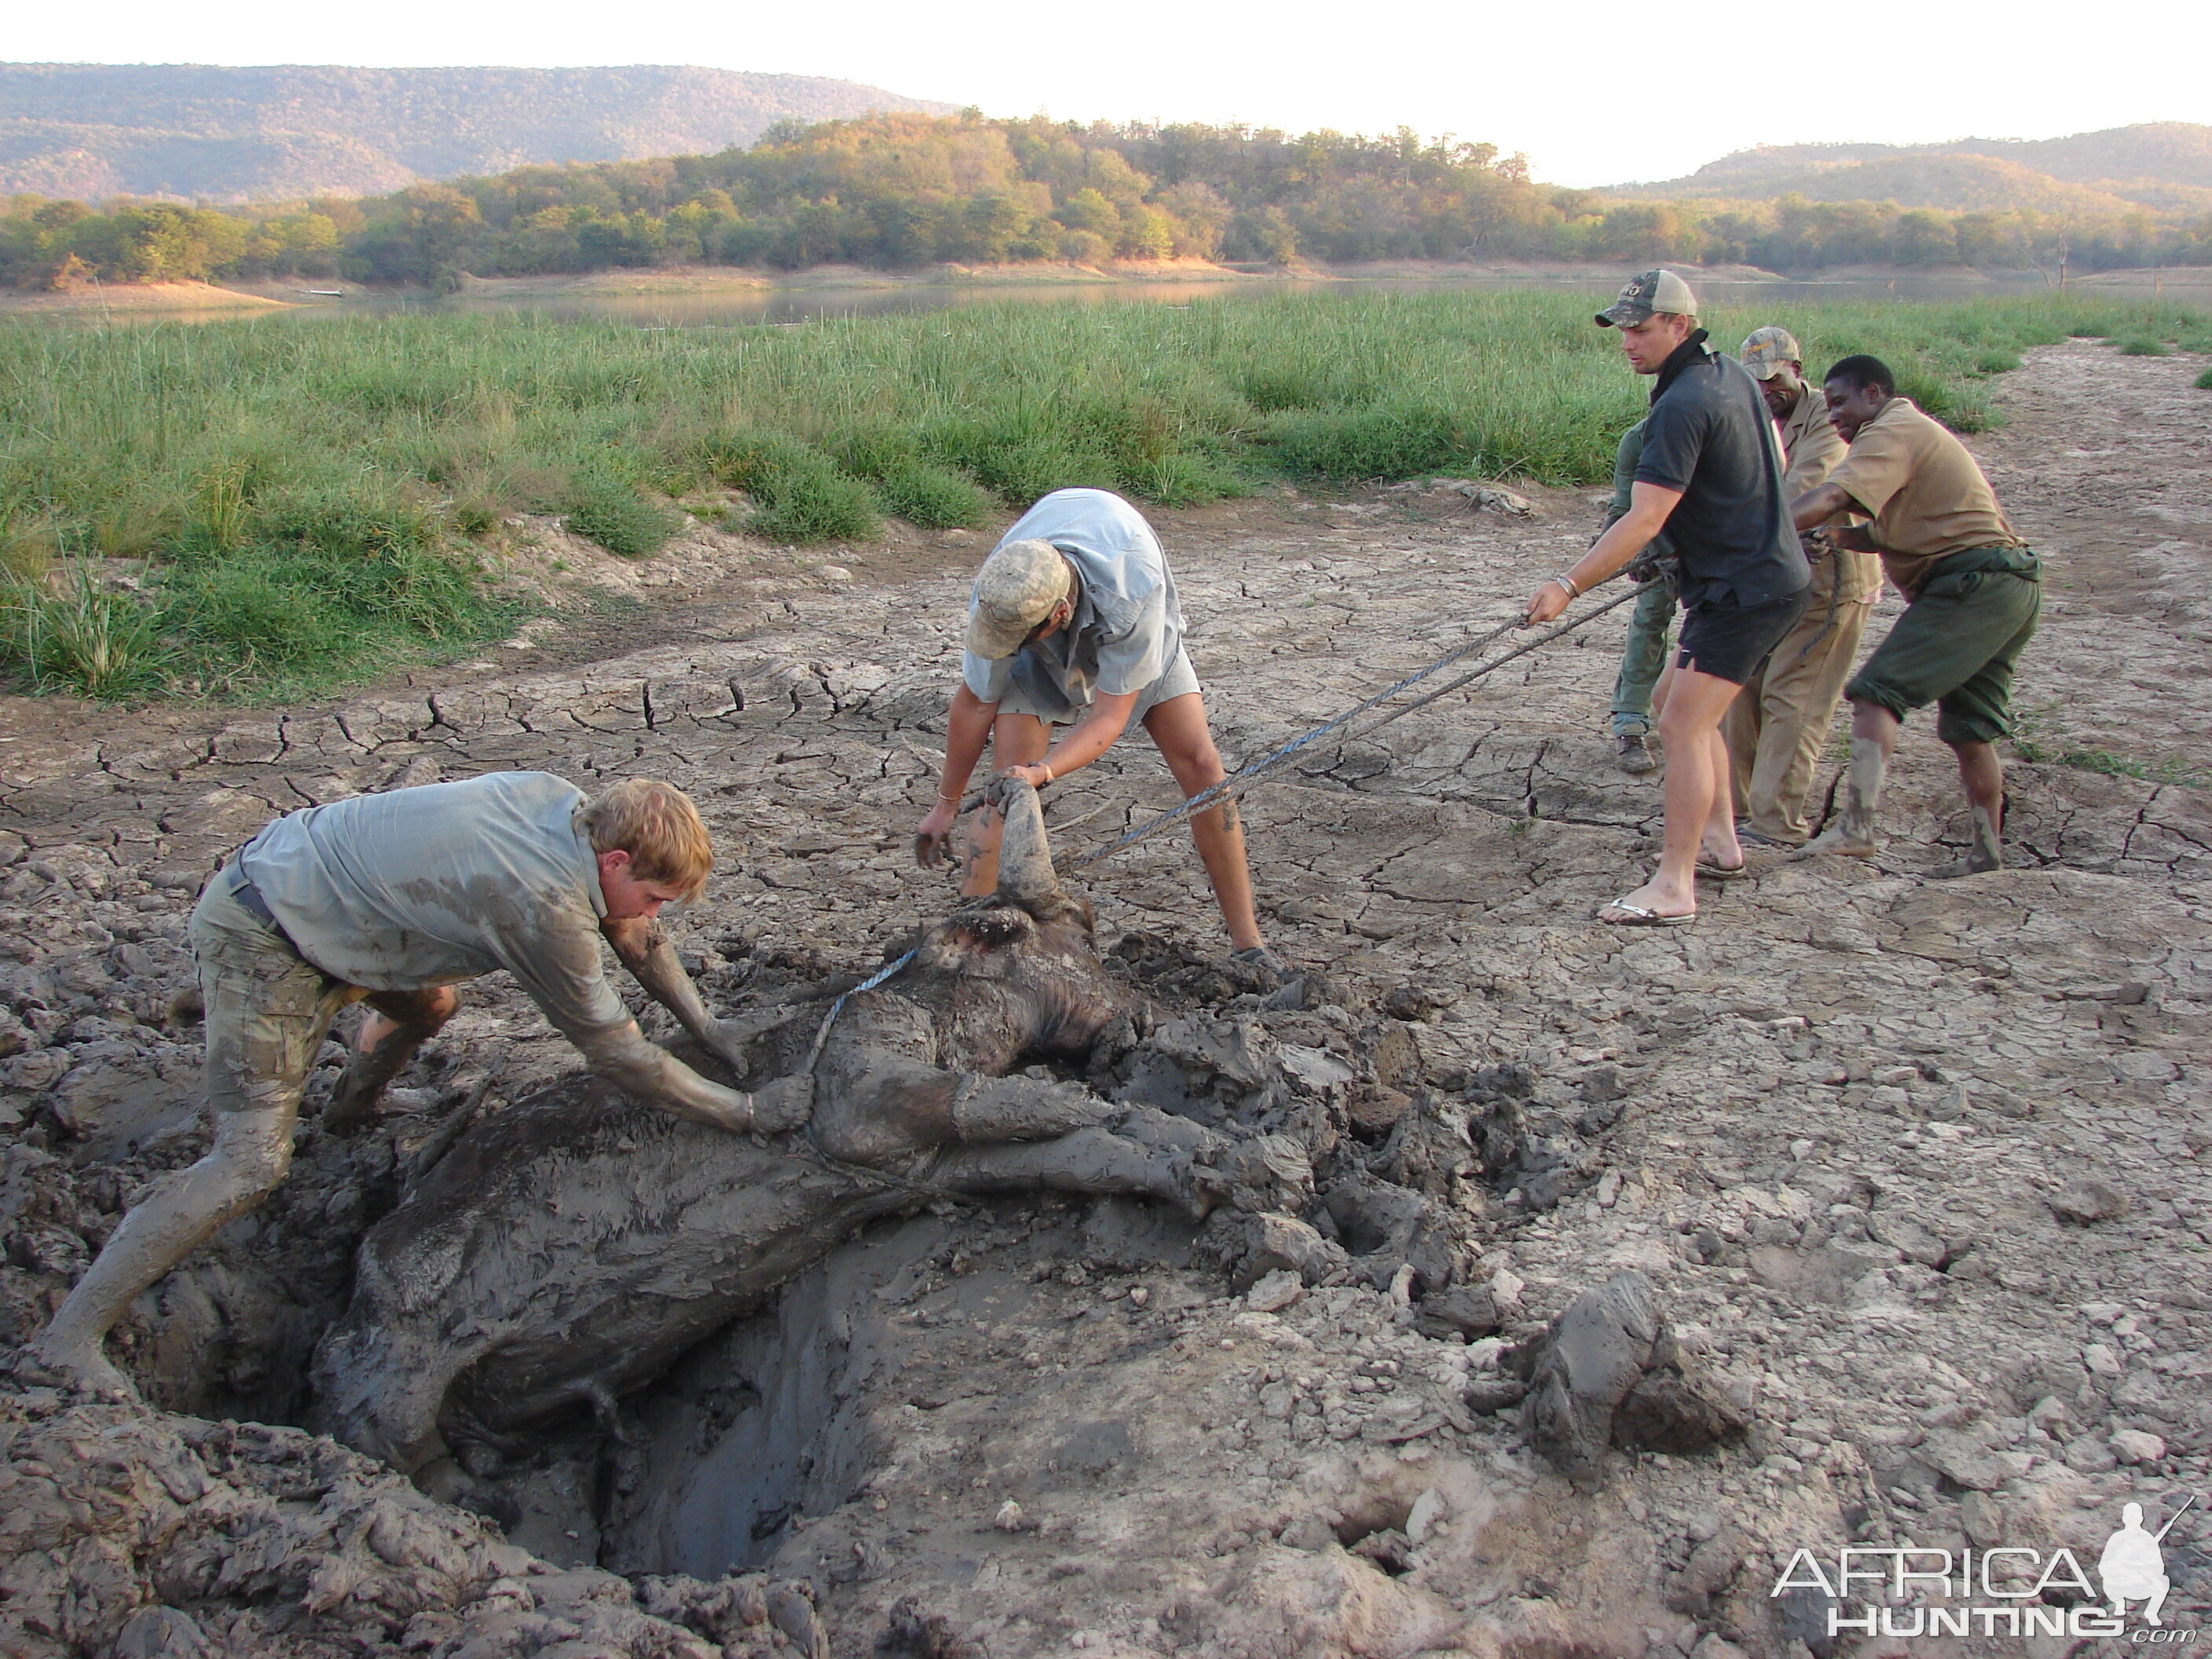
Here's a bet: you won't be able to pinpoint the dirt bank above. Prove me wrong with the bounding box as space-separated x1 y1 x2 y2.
2 339 2210 1657
0 280 293 315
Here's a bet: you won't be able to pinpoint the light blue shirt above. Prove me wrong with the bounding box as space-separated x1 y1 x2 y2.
961 489 1184 723
235 771 628 1043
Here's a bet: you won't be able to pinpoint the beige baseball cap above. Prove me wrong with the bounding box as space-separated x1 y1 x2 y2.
966 539 1074 660
1595 268 1699 328
1739 326 1805 380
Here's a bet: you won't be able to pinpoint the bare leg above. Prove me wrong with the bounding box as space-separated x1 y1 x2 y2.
34 919 342 1394
325 986 459 1134
1649 654 1681 731
961 712 1053 898
32 1108 295 1395
1798 701 1899 859
1697 723 1742 871
1610 665 1744 921
1928 741 2005 878
1141 693 1265 952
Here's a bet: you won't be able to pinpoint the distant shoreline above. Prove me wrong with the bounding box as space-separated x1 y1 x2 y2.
6 260 2207 317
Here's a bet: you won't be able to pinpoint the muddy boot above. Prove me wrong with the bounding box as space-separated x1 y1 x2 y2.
1928 805 2003 880
324 1052 408 1136
1795 735 1885 860
1614 731 1658 775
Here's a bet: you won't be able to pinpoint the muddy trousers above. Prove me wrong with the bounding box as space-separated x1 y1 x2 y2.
1610 579 1681 737
36 877 357 1372
1722 595 1875 844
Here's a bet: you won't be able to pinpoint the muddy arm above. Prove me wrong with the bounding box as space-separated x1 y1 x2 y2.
601 916 758 1069
574 1022 809 1135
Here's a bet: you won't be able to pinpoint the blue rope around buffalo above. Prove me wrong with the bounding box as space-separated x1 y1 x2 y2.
804 947 918 1074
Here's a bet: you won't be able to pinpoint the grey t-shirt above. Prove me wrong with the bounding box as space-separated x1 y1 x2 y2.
234 771 629 1044
961 489 1184 723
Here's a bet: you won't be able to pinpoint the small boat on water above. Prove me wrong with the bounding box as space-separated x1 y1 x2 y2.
298 288 346 297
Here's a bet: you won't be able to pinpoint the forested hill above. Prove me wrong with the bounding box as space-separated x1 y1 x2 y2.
0 64 956 202
1610 123 2212 214
5 113 2210 291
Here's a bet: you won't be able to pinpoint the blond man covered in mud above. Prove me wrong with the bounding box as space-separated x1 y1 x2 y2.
31 772 808 1396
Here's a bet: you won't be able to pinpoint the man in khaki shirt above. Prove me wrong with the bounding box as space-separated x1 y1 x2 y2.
1789 353 2041 876
1722 328 1879 846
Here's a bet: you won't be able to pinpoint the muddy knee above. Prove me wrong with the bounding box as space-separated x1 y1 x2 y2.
328 987 460 1131
207 1107 295 1208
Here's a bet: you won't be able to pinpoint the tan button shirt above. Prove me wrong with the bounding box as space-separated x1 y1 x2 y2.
1771 381 1878 605
1825 397 2025 595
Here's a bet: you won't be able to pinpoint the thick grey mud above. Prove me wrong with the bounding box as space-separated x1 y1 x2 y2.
4 339 2212 1658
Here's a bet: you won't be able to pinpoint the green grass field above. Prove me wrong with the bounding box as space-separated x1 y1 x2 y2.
2 288 2207 700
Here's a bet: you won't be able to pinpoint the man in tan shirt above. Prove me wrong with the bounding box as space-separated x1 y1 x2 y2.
1722 327 1879 847
1789 354 2041 876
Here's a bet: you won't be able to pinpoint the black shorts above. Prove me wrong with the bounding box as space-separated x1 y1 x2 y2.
1675 588 1812 686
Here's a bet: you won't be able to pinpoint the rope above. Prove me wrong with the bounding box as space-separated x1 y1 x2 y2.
1066 588 1641 870
804 589 1638 1084
783 947 950 1198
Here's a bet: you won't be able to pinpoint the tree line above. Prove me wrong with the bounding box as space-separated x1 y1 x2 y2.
5 111 2209 291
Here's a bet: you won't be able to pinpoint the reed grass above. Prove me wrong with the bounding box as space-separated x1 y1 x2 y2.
0 288 2199 699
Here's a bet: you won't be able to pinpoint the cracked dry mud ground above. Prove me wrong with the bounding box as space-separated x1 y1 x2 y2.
3 339 2210 1659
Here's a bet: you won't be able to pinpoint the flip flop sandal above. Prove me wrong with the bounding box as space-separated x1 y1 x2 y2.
1598 900 1696 927
1694 858 1749 881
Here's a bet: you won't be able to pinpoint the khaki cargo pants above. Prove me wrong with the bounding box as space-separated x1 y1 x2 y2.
1723 592 1875 845
189 874 364 1143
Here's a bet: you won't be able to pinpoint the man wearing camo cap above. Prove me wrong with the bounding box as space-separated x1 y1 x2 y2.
1721 325 1877 846
914 487 1282 976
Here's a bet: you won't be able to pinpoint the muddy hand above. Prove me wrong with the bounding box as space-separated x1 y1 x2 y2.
747 1073 815 1133
914 800 958 869
701 1011 786 1073
984 771 1039 815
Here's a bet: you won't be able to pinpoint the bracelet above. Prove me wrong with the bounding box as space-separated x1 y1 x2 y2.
936 789 961 805
1552 573 1582 600
1040 764 1054 785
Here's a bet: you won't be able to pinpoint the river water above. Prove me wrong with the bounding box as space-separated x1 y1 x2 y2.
320 270 2203 328
41 268 2210 330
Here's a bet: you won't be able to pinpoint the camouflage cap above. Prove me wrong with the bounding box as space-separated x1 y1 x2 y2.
966 538 1074 660
1739 326 1806 380
1595 268 1699 328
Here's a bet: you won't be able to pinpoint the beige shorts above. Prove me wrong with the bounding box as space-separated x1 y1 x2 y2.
995 646 1203 727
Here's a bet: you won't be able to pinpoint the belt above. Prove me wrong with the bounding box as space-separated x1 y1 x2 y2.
225 866 298 950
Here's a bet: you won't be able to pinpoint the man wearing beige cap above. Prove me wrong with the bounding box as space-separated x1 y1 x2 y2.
1525 270 1809 925
1721 325 1876 847
915 487 1281 975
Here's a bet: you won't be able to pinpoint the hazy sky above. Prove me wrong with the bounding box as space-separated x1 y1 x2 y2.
10 0 2210 186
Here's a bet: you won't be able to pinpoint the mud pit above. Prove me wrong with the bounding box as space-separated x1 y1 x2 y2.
4 339 2212 1657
